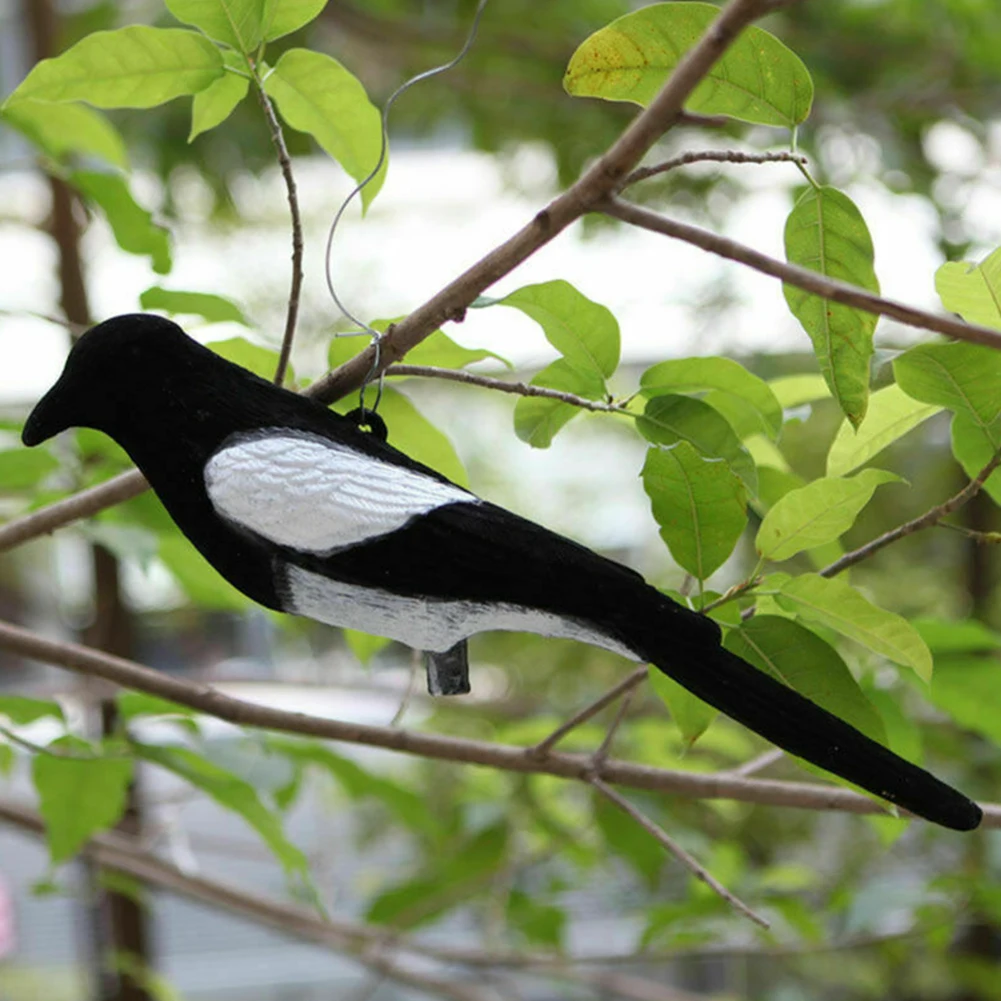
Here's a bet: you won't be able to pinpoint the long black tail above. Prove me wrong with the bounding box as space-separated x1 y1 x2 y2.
609 594 981 832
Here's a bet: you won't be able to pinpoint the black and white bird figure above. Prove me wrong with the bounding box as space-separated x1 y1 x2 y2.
21 314 982 831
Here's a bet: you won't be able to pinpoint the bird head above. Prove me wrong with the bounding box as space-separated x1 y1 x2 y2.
22 314 193 446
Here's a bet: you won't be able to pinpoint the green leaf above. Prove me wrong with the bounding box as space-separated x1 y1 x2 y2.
500 280 620 383
756 469 900 562
928 656 1001 746
0 696 64 724
513 358 605 449
208 336 284 379
7 27 223 108
724 616 885 743
827 384 941 477
401 330 510 370
637 394 757 492
935 246 1001 329
640 356 783 440
143 287 249 326
264 48 385 210
642 441 747 579
950 412 1001 504
157 532 251 610
343 629 391 665
769 373 831 409
648 665 718 746
189 59 249 140
894 341 1001 425
774 574 933 682
268 738 440 838
507 890 566 949
367 822 509 927
69 170 171 273
262 0 329 41
783 187 879 428
1 100 127 167
33 738 133 865
565 2 813 127
0 448 59 490
135 742 311 882
116 692 198 722
913 617 1001 655
165 0 267 52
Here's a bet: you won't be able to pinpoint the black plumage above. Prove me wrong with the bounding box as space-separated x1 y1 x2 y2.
21 315 982 831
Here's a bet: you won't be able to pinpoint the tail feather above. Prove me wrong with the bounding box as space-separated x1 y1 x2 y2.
616 604 981 831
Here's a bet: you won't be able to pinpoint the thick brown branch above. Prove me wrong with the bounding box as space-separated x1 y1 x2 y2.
600 197 1001 351
309 0 786 404
0 618 996 824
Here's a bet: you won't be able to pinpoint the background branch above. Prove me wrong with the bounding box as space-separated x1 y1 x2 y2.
623 149 808 187
600 197 1001 350
0 618 995 824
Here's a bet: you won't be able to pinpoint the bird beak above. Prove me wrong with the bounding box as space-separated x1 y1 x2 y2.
22 382 69 447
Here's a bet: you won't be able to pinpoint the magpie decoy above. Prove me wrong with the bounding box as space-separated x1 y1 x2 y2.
21 315 982 830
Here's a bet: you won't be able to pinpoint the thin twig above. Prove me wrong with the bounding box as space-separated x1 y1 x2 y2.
600 197 1001 352
820 449 1001 578
623 149 808 188
3 619 990 822
725 748 785 778
389 364 629 412
254 82 303 388
589 777 770 929
591 687 638 772
531 666 647 756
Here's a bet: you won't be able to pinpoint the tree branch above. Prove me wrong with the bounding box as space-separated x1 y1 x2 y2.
820 449 1001 578
389 364 629 412
253 82 303 388
623 149 808 188
600 197 1001 351
309 0 790 404
0 618 995 823
590 777 769 928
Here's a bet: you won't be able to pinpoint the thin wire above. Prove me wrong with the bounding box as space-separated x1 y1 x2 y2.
324 0 491 413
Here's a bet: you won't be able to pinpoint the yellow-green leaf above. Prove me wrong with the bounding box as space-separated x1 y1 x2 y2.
1 100 127 167
565 2 813 127
775 574 933 682
935 246 1001 330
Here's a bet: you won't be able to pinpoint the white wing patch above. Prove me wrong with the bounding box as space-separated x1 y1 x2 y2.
204 432 475 552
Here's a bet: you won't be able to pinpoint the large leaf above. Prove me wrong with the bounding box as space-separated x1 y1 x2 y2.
1 100 127 167
784 187 879 428
6 27 223 108
894 341 1001 425
157 532 251 610
929 656 1001 746
642 441 747 580
70 170 171 273
774 574 933 682
512 358 606 449
166 0 265 52
827 384 941 477
264 48 385 209
397 329 509 370
565 2 813 127
756 469 900 562
640 356 782 440
0 696 64 724
935 246 1001 329
135 742 310 884
769 374 831 409
143 286 249 326
262 0 329 41
724 616 885 743
950 412 1001 504
0 449 59 491
33 739 133 865
501 280 620 383
637 394 756 492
